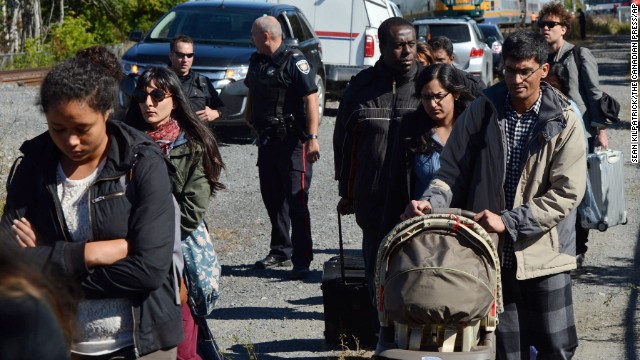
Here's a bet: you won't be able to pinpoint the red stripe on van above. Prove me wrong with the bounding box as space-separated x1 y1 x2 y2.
315 31 359 38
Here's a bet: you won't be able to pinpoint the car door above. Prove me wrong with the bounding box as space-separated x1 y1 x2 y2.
278 9 326 116
278 10 323 74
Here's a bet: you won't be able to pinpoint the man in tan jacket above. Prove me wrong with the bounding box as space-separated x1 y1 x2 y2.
403 30 586 359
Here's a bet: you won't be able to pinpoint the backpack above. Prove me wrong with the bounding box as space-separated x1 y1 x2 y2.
565 46 621 125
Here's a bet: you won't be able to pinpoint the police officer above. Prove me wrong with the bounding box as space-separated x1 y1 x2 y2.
245 15 320 280
169 35 224 122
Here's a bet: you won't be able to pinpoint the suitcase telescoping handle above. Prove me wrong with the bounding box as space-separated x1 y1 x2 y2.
429 207 477 219
337 212 346 282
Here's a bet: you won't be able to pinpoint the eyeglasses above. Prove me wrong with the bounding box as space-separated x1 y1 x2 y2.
421 92 450 103
537 20 563 29
172 51 195 59
133 88 172 103
502 65 544 80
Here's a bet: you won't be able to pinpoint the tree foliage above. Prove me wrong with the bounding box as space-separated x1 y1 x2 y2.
1 0 182 69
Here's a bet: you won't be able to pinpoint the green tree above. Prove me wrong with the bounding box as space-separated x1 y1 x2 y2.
50 15 96 60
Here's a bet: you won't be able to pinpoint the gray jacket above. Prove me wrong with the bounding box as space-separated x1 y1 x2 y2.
552 41 603 136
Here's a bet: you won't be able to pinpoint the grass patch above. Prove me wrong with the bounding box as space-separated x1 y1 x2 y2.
230 334 258 360
334 333 373 359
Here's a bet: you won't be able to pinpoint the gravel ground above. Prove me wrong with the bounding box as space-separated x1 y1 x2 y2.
0 34 637 359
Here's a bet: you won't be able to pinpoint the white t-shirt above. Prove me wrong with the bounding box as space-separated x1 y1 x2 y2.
56 161 135 355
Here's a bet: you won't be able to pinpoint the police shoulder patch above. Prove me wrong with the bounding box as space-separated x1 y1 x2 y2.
295 60 310 74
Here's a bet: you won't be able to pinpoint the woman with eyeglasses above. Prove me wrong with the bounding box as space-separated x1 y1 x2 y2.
410 63 475 199
125 67 225 360
1 56 183 358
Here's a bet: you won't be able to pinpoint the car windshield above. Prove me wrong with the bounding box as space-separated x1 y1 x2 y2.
147 8 266 46
416 24 471 43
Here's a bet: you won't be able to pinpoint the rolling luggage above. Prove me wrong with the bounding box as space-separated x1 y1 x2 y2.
321 214 377 348
582 149 628 231
374 209 500 359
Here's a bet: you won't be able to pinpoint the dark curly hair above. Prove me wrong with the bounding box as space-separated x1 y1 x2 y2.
40 57 119 114
125 67 225 194
75 46 125 82
411 63 475 155
539 2 573 32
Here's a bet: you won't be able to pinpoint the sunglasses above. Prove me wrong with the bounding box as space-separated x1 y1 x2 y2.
537 20 563 29
172 51 195 59
133 88 171 103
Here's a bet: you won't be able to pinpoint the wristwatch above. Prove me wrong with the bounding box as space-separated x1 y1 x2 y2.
306 134 318 140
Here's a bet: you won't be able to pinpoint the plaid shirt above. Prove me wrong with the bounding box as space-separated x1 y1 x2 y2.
501 91 542 268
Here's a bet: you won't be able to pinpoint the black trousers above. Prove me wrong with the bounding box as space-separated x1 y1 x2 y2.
257 139 313 267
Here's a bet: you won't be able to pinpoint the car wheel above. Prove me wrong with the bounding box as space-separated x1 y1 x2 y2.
315 74 326 120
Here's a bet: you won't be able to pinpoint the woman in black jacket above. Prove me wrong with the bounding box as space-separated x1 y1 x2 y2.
1 56 183 359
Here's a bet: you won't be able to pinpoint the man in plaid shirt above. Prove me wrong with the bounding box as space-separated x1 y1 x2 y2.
403 30 586 359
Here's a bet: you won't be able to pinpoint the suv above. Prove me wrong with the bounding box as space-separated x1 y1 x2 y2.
413 17 493 87
120 1 326 127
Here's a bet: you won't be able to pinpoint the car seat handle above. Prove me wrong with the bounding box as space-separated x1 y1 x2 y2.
431 208 477 219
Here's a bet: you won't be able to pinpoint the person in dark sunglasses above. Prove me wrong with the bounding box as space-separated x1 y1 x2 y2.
169 35 225 124
125 66 225 360
539 2 608 266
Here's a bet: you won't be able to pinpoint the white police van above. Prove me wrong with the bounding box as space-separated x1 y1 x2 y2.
263 0 402 91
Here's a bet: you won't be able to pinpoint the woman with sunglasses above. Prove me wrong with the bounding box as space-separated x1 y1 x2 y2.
1 56 183 358
126 67 225 360
410 63 475 199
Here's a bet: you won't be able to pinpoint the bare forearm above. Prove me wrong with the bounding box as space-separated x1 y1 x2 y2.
84 239 128 268
304 92 319 135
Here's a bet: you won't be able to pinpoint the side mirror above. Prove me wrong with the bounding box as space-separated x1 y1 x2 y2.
128 30 144 42
284 38 299 48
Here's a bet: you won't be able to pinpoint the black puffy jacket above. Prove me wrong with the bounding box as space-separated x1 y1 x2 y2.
1 120 183 356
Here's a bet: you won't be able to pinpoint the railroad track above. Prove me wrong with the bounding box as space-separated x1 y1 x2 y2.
0 67 49 86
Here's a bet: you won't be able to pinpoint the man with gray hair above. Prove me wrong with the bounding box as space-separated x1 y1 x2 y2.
245 16 320 280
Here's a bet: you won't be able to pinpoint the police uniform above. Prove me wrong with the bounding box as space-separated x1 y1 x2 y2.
244 43 317 268
177 70 224 115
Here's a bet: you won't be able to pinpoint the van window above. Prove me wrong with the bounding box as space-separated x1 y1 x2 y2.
425 24 471 43
148 8 265 45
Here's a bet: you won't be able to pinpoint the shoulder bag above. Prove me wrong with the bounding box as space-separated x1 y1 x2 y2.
182 220 222 317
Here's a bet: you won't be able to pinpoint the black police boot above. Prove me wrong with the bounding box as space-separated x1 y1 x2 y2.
255 255 292 269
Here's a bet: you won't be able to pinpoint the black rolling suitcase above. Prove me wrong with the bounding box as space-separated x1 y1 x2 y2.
321 213 377 348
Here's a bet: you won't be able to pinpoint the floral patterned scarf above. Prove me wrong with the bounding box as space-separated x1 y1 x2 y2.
147 118 180 155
